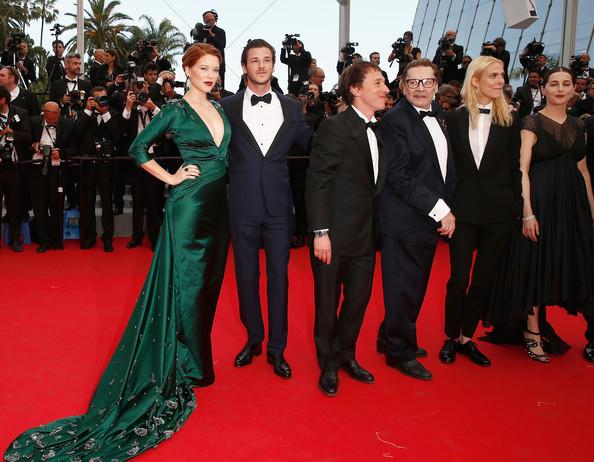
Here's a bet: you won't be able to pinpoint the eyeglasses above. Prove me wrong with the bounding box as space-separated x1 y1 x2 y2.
405 78 436 89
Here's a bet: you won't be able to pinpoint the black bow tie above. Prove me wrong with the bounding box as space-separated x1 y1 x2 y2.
478 108 491 114
420 110 438 118
66 78 77 83
366 121 379 132
46 124 57 129
251 93 272 106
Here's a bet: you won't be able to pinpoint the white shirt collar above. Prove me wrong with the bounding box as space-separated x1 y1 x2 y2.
351 105 377 124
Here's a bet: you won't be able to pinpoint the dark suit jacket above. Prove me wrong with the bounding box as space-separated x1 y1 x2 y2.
513 84 544 118
2 105 32 160
74 109 121 156
10 87 40 116
29 115 77 160
1 52 37 85
306 106 387 256
377 98 456 245
46 55 66 82
220 89 314 217
445 107 522 224
89 61 108 87
49 77 92 117
432 43 463 83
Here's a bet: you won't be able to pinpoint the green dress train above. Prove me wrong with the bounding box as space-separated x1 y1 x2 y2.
4 99 231 462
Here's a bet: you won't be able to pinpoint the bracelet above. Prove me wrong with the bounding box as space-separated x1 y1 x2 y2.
522 215 536 222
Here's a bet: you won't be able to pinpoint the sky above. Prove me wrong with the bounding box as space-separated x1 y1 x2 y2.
25 0 418 92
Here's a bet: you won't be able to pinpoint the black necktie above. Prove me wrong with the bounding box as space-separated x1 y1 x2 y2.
420 110 438 118
366 121 379 132
251 93 272 106
478 108 491 114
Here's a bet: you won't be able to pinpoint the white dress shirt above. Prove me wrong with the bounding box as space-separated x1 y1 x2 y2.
351 105 379 183
468 102 493 169
413 105 450 222
243 87 283 156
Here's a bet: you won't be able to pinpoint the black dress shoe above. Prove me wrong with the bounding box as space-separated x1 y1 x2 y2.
583 342 594 363
439 339 457 364
104 242 114 253
234 342 262 367
36 243 51 254
10 241 23 252
318 371 338 396
341 360 374 383
266 353 292 379
82 239 97 250
416 347 428 358
456 340 491 366
126 238 142 249
386 357 433 381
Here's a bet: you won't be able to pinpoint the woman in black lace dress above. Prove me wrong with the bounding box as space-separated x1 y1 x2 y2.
513 68 594 362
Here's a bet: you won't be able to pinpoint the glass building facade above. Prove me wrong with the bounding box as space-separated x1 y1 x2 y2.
411 0 593 84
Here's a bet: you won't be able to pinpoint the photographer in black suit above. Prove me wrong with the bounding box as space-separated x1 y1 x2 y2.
74 86 121 252
200 10 226 86
0 66 39 116
46 40 66 83
49 52 92 119
0 85 32 252
29 102 77 252
1 38 37 88
128 41 171 75
122 79 163 250
432 30 463 84
280 36 312 96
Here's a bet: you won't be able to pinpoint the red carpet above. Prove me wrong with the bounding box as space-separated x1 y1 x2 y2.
1 239 592 461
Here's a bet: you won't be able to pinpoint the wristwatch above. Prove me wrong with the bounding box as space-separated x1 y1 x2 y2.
314 230 328 238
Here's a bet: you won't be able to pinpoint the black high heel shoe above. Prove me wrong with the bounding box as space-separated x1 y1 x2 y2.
523 328 550 363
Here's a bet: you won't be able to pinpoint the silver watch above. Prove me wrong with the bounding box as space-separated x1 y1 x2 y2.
314 230 328 238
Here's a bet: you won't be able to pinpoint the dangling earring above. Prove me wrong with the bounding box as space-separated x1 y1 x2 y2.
475 87 479 95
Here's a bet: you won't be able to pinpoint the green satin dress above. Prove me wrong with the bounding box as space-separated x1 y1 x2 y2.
4 99 231 462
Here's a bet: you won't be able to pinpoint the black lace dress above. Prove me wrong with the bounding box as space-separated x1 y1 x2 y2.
484 113 594 327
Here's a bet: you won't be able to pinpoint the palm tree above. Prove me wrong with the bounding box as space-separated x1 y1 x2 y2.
0 2 29 42
63 0 131 54
28 0 60 47
125 15 187 64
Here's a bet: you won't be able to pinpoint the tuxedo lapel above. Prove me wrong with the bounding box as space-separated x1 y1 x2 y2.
230 90 262 154
266 91 292 157
405 100 441 174
344 107 374 184
456 107 478 172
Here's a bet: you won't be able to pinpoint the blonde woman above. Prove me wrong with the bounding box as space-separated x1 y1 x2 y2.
439 56 522 366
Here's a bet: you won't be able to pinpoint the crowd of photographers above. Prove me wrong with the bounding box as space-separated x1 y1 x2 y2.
1 22 594 253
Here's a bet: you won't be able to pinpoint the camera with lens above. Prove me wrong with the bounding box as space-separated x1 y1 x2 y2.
298 81 315 101
93 137 114 158
138 39 158 55
190 23 211 43
41 144 52 176
94 95 110 108
134 91 149 104
7 31 26 54
569 55 586 77
283 34 301 48
320 88 340 106
480 42 498 57
341 41 359 66
0 132 15 164
392 38 407 61
524 38 544 58
438 36 453 53
119 61 137 81
67 89 86 110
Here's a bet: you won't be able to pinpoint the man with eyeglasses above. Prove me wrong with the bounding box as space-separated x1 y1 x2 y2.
456 55 472 82
375 58 456 381
308 66 326 92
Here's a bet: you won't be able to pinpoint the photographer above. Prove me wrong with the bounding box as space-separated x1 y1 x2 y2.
369 52 390 86
308 66 326 91
513 70 544 118
149 70 184 107
432 30 463 84
1 35 37 88
49 52 92 119
388 31 421 77
519 42 548 79
0 66 40 116
280 36 312 96
337 43 362 75
28 101 76 252
74 86 121 252
456 55 471 82
481 38 510 82
122 79 163 250
89 48 108 87
207 77 233 101
200 10 226 86
573 53 594 79
128 40 171 74
0 85 32 252
46 40 66 82
298 82 325 129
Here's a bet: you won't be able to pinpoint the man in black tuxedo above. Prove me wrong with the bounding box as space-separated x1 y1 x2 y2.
46 40 66 83
49 52 92 119
432 30 463 84
1 39 37 88
513 70 544 118
121 80 163 250
306 61 388 396
219 39 314 379
74 86 121 252
29 102 77 252
0 66 40 116
89 48 107 87
0 85 32 252
376 59 456 381
202 10 227 87
148 70 183 108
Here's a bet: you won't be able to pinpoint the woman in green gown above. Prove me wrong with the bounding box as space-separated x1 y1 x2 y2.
4 44 230 462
